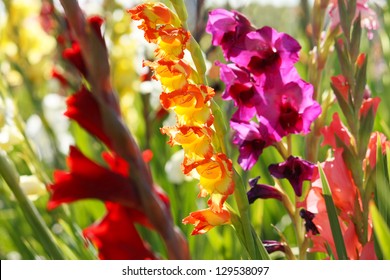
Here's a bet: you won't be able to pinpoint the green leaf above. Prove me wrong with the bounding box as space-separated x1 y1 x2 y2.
370 202 390 259
337 0 350 39
318 163 348 260
358 105 375 159
375 144 390 226
350 14 362 62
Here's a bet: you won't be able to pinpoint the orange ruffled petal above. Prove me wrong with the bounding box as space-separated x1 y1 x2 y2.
182 208 231 235
128 3 182 42
161 126 213 161
196 154 234 211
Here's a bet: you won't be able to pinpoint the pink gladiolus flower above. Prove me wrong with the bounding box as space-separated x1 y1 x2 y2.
258 80 321 138
234 26 301 78
207 8 321 171
206 9 254 62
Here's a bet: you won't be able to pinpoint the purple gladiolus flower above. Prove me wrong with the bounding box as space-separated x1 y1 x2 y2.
258 79 321 138
268 156 315 197
231 119 279 170
217 62 258 121
233 26 301 77
263 240 286 254
206 9 254 61
299 209 319 235
247 176 282 203
207 8 322 172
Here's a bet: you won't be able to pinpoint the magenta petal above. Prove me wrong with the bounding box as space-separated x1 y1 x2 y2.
231 119 278 170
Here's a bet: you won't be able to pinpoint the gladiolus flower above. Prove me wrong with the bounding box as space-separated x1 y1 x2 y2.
128 3 182 42
258 80 321 137
263 240 286 254
233 26 301 78
206 9 254 61
364 132 390 170
144 60 192 92
231 119 278 170
48 146 140 210
247 176 282 203
161 125 213 162
160 84 214 127
182 208 231 235
321 112 353 150
299 209 320 235
331 75 349 101
269 156 315 197
217 62 259 121
196 154 234 211
83 203 156 260
65 86 112 147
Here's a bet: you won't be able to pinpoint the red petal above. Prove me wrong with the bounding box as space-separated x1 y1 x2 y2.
83 203 156 260
65 86 112 147
47 146 139 210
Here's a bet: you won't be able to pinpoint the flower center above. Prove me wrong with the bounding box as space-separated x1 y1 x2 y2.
248 48 280 75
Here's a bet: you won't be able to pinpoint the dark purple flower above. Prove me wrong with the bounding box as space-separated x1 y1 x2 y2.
247 176 282 203
206 9 254 61
299 209 319 235
257 79 321 138
263 240 286 254
231 119 279 170
268 156 315 197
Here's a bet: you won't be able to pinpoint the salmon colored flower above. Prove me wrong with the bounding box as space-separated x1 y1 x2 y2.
359 97 380 117
312 148 357 218
321 112 353 150
364 132 390 170
182 208 231 235
331 75 349 101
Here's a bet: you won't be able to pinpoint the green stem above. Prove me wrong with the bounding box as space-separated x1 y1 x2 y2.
0 151 65 259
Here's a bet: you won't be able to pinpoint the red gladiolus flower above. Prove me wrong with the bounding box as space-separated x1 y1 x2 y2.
83 203 156 260
47 146 141 210
64 86 112 147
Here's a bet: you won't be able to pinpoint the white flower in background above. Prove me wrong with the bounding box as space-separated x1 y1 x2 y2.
0 97 23 151
43 93 73 154
25 114 54 162
19 175 46 201
165 150 186 184
26 93 74 163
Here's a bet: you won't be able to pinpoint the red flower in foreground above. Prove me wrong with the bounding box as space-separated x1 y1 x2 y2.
83 203 156 260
